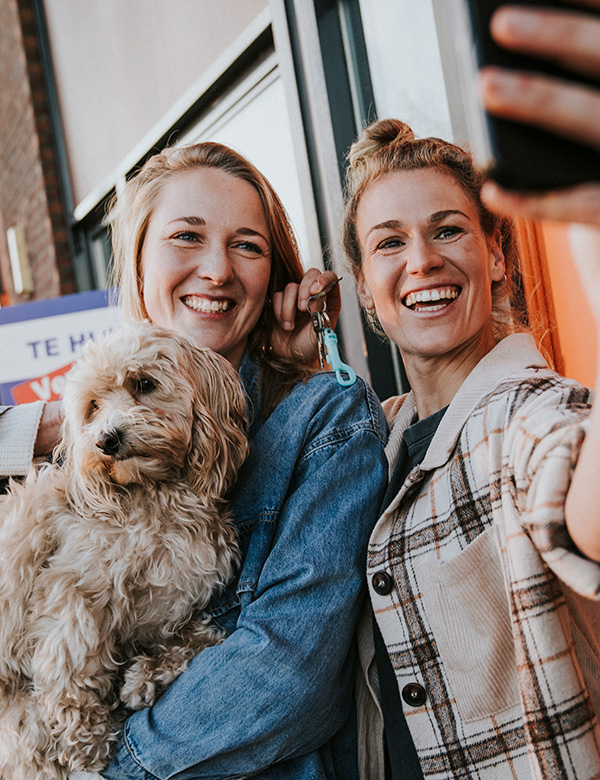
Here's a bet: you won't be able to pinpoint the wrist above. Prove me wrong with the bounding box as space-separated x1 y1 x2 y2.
34 401 63 457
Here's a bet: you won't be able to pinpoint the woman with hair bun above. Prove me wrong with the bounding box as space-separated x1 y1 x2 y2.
285 116 600 779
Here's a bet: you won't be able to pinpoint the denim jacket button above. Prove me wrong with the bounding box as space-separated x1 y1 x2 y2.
371 571 393 595
402 683 427 707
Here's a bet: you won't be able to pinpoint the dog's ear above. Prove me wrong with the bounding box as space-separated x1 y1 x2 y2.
183 346 248 499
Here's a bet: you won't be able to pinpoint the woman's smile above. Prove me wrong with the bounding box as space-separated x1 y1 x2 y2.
181 295 235 314
402 285 460 312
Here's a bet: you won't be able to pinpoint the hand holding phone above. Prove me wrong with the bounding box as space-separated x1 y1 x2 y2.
458 0 600 227
464 0 600 193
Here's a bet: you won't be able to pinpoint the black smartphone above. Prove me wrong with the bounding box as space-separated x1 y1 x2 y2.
462 0 600 191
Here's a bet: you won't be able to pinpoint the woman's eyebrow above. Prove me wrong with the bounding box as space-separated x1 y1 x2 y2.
167 216 206 226
234 227 269 242
368 210 471 234
367 219 405 235
429 209 470 223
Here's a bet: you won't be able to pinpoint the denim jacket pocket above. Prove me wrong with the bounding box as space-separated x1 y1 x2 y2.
420 526 521 722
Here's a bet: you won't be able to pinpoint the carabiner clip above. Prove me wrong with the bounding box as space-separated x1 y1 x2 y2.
306 277 356 387
322 327 357 387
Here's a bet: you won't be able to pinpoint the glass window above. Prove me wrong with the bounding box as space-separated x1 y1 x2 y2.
358 0 453 138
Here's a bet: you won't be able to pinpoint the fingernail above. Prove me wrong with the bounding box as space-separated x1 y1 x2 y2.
492 7 541 41
480 68 522 102
283 321 293 331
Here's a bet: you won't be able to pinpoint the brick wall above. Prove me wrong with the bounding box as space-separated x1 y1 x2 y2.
0 0 76 304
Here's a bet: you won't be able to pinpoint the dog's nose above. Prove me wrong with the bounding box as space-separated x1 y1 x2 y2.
96 429 123 456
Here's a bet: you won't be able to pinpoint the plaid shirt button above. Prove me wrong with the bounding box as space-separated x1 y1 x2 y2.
402 683 426 707
371 571 393 595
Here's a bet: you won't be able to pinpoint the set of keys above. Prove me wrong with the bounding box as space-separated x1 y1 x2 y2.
306 277 356 387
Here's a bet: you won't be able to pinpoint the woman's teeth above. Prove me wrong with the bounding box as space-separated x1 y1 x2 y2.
183 297 232 313
404 287 459 311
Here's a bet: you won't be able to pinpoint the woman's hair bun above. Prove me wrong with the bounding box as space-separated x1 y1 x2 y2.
348 119 416 169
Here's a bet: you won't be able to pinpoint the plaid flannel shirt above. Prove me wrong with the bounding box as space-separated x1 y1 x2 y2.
358 334 600 779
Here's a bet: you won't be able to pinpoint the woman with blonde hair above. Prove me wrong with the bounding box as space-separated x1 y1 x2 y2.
0 139 388 780
287 115 600 780
347 117 600 780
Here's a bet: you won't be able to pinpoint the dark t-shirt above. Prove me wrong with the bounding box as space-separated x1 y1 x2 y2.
374 406 448 780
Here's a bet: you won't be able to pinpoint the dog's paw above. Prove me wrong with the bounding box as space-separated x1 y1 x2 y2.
60 738 113 774
120 648 196 711
120 658 157 710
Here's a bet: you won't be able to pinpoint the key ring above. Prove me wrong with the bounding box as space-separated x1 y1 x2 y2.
306 276 343 307
306 280 356 387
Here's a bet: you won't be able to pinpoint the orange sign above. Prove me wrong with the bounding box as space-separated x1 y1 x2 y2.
10 361 75 405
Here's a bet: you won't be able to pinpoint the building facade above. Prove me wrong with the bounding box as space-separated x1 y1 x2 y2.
0 0 594 397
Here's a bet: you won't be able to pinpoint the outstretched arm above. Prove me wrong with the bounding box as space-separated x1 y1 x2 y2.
475 2 600 558
480 0 600 226
563 225 600 559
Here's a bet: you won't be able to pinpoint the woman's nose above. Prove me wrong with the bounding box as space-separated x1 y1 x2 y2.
197 245 235 285
405 237 444 275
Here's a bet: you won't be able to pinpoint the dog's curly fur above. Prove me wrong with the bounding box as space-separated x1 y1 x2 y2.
0 321 248 780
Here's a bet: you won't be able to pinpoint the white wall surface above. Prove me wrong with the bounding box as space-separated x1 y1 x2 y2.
43 0 268 207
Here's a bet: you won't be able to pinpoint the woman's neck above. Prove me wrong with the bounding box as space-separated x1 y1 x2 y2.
403 331 496 419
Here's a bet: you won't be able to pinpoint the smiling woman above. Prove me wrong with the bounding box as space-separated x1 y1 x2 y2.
338 119 600 780
87 140 389 780
353 167 506 416
109 142 315 417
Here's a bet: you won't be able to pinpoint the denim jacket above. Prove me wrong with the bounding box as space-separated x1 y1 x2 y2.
102 354 388 780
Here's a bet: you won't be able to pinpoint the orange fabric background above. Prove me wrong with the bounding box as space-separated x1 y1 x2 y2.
516 219 596 389
540 222 597 388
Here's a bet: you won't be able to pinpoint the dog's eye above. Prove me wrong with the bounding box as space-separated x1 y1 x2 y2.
88 399 98 417
134 377 156 394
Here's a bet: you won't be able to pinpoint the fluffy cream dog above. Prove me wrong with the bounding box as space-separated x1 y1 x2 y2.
0 321 248 780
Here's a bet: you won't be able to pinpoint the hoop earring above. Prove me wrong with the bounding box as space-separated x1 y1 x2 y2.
365 306 379 326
